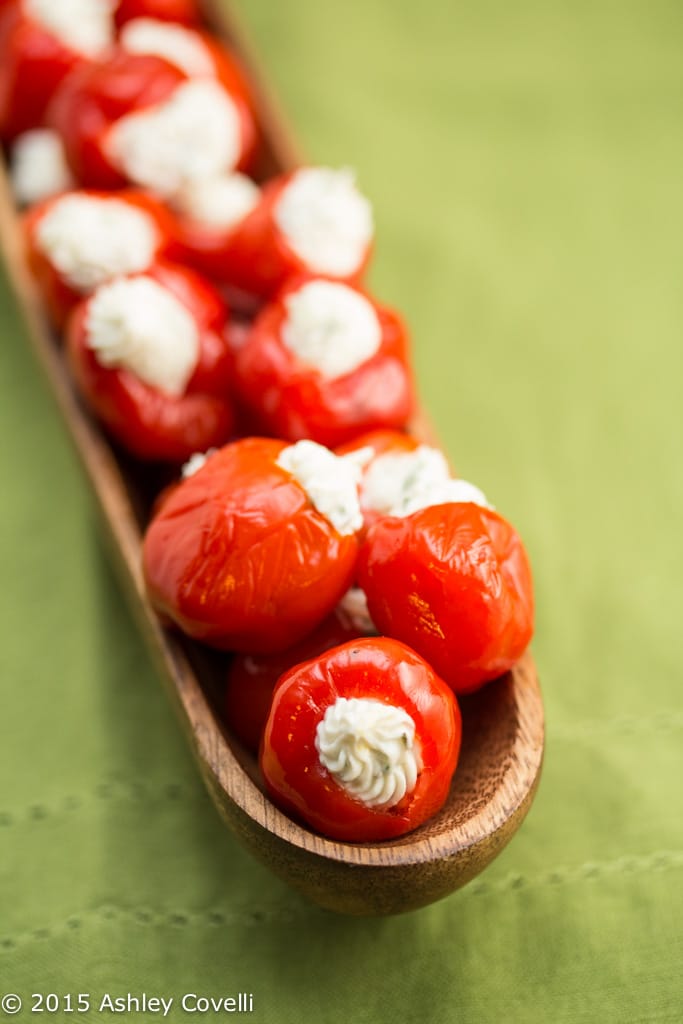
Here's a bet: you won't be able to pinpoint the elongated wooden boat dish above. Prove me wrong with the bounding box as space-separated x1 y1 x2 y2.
0 0 544 915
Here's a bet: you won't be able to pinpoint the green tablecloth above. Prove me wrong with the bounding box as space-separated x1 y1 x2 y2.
1 1 681 1020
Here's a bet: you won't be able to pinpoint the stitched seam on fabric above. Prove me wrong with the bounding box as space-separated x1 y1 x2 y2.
1 849 680 952
464 848 683 898
0 900 316 952
0 779 194 829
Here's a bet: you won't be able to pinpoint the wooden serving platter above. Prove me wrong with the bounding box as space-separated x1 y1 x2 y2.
0 0 544 916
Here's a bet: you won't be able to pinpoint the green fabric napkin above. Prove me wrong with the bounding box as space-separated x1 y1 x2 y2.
1 1 681 1021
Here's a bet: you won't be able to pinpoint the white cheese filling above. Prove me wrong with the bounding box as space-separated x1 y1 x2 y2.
281 280 381 379
106 80 242 198
85 276 200 395
181 448 217 478
274 167 373 276
276 440 370 537
120 18 215 78
35 194 158 292
316 697 421 808
336 586 377 635
362 445 492 518
173 173 260 230
25 0 114 57
10 130 75 206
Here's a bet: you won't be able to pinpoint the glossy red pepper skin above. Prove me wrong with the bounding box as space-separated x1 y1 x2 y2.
185 171 372 300
66 260 235 462
260 637 462 842
358 503 535 694
24 189 179 329
114 0 201 27
233 277 415 448
0 1 96 140
143 437 361 652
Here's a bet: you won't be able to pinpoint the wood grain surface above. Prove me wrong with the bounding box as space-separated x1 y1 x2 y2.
0 0 544 915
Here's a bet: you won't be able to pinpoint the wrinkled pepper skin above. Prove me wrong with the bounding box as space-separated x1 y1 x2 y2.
142 438 361 652
234 277 415 448
358 503 535 694
260 637 462 842
66 260 235 462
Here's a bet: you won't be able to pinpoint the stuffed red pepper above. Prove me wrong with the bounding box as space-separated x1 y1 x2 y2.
260 637 462 842
234 276 415 447
66 260 235 461
357 474 534 694
143 437 369 651
47 47 255 192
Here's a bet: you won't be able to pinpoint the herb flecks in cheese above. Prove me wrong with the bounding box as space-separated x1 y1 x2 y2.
106 80 242 197
275 167 373 276
120 18 215 78
35 194 157 292
362 445 492 518
276 440 369 536
281 280 381 379
25 0 114 57
174 173 260 230
316 697 421 808
10 130 74 206
85 276 200 395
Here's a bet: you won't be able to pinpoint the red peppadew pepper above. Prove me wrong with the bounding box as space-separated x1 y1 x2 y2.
260 637 462 842
234 276 415 447
358 503 534 694
24 189 178 329
142 438 363 652
66 260 235 461
47 49 255 191
0 0 112 140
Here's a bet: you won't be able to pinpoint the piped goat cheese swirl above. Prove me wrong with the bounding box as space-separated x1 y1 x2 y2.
315 697 422 808
362 445 493 518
